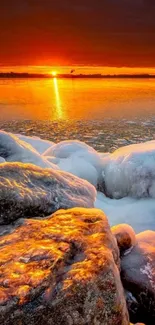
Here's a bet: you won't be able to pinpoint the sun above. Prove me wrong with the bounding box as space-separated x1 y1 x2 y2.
51 71 57 76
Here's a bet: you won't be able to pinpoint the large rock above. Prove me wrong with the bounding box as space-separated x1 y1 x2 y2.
102 141 155 199
16 134 54 154
0 131 57 169
121 231 155 325
0 208 129 325
43 140 105 188
111 224 136 255
0 162 96 225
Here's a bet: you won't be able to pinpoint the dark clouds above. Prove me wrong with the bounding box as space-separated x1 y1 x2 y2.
0 0 155 66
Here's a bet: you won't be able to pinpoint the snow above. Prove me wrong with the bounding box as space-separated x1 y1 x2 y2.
43 140 106 186
17 134 54 154
0 131 155 233
140 262 155 290
0 131 58 170
102 141 155 199
0 157 5 163
95 192 155 233
43 140 96 158
58 156 98 186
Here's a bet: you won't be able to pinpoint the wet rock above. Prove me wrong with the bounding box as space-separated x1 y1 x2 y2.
0 208 129 325
121 231 155 325
111 224 136 255
0 162 96 225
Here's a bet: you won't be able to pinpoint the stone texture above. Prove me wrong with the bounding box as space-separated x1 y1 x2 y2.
0 162 96 225
121 231 155 325
111 224 136 255
0 208 129 325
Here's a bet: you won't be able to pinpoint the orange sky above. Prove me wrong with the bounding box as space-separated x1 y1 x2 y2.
0 1 155 69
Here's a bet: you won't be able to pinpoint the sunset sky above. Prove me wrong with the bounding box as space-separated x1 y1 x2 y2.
0 0 155 73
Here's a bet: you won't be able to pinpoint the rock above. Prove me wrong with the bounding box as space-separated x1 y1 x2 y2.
0 208 129 325
43 140 96 158
0 157 5 163
121 231 155 325
0 162 96 225
111 224 136 255
0 131 57 169
44 140 105 188
16 134 54 154
102 141 155 199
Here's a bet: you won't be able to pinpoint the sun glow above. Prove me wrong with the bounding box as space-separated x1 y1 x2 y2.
51 71 57 76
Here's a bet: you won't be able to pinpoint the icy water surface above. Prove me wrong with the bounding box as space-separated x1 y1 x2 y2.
1 119 155 152
0 78 155 151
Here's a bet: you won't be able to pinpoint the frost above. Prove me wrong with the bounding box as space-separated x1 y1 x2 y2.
140 262 155 290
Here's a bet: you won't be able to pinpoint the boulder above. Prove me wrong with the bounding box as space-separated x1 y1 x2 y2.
121 231 155 325
16 134 54 154
0 208 129 325
0 131 57 169
0 162 96 225
111 224 136 255
102 141 155 199
44 140 105 188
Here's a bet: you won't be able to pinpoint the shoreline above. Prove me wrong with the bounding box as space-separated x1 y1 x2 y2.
0 73 155 79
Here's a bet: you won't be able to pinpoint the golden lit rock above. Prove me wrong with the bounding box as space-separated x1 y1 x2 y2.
0 208 129 325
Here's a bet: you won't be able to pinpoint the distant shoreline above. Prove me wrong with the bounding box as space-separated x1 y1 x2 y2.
0 72 155 79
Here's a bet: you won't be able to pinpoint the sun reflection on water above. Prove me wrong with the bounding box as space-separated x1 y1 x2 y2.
53 77 64 120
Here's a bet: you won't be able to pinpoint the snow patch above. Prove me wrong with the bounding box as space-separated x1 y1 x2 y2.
140 261 155 290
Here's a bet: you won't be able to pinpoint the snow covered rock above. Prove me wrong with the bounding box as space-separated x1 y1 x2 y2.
16 134 54 154
102 141 155 199
58 156 98 187
121 231 155 325
0 157 5 163
0 162 96 225
0 208 129 325
111 224 136 254
0 131 57 169
43 140 95 158
44 140 105 187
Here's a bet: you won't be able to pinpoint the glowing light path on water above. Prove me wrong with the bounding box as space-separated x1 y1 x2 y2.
53 77 64 120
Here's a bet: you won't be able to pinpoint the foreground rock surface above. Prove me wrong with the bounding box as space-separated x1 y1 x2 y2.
0 162 96 225
0 208 129 325
121 231 155 325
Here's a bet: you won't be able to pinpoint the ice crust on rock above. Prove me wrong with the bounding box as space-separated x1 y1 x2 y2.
121 230 155 324
0 131 58 169
16 134 54 154
44 140 105 187
0 162 96 225
43 140 96 158
102 140 155 199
